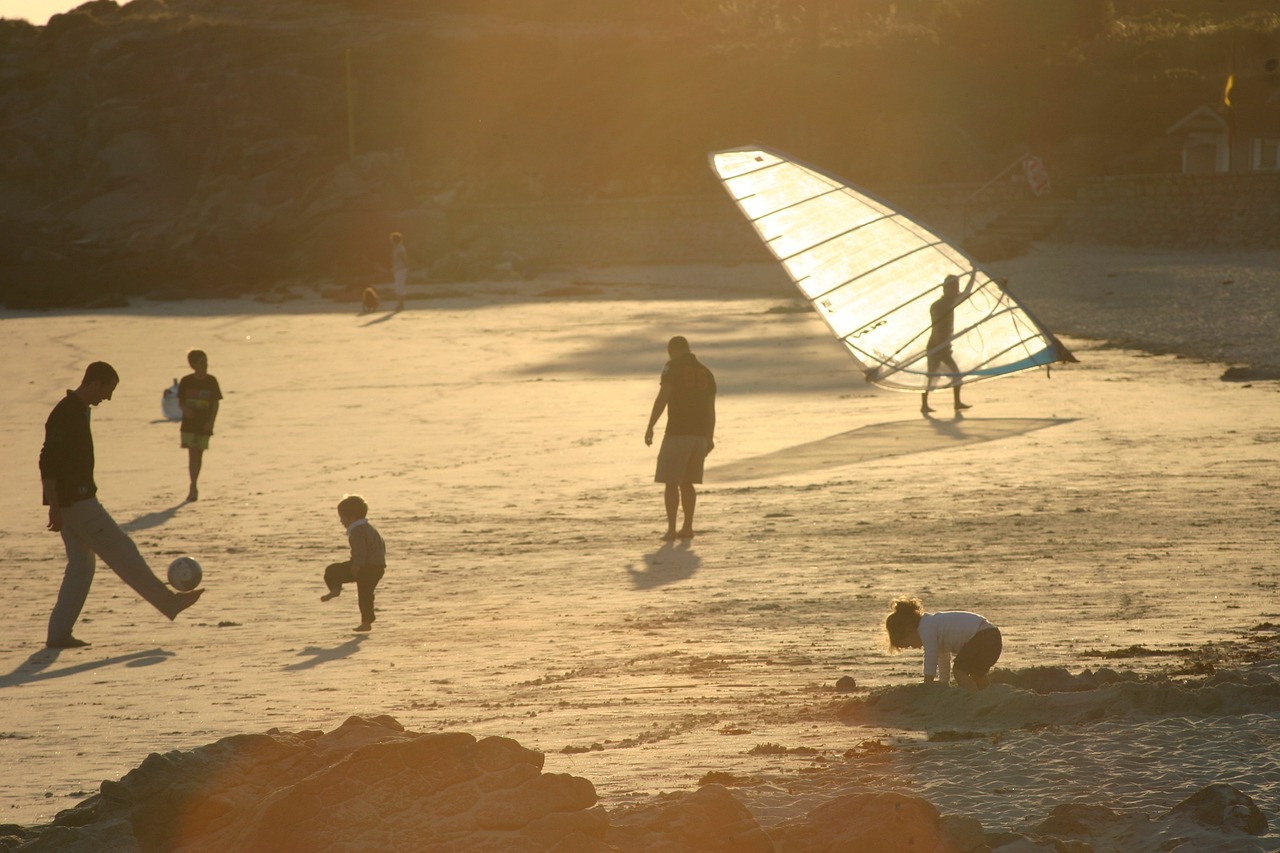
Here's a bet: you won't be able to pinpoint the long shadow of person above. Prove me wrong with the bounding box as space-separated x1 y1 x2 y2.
0 648 175 688
625 541 700 591
360 312 398 327
282 636 366 671
120 502 187 533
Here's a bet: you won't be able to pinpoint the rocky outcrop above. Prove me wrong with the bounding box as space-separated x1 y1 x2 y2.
768 792 962 853
2 717 1274 853
14 716 608 852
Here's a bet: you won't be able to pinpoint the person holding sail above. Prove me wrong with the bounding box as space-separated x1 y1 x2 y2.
921 271 976 415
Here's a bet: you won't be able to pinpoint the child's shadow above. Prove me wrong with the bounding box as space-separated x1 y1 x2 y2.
360 312 397 327
625 541 700 590
283 636 366 671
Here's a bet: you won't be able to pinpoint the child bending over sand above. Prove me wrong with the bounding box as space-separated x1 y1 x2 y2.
321 495 386 632
885 597 1002 690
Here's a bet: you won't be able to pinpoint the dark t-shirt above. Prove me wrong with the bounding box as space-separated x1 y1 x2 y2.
660 353 716 437
40 391 96 507
179 374 222 435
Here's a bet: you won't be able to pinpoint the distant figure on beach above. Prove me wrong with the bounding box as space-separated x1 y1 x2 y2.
41 362 204 649
178 349 222 502
321 494 387 633
390 232 409 312
921 273 975 415
884 597 1002 690
645 336 716 540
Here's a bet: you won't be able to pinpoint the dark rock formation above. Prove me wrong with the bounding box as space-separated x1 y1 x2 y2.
16 715 608 852
1167 783 1268 836
767 791 961 853
607 784 773 852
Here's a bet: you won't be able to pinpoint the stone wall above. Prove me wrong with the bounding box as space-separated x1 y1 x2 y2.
1058 173 1280 249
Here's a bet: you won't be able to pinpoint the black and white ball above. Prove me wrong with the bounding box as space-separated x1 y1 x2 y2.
167 556 203 591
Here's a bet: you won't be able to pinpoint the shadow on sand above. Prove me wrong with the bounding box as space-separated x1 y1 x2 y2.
120 502 187 533
625 541 700 590
283 636 366 671
707 417 1077 482
0 648 174 688
360 311 398 327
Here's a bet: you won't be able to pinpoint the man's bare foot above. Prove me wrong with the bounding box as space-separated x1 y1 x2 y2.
921 404 935 414
661 530 677 541
186 486 198 502
354 623 372 633
955 402 972 411
676 528 694 540
165 588 204 620
321 591 339 602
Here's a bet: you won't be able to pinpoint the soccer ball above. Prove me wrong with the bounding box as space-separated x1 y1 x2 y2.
167 556 203 592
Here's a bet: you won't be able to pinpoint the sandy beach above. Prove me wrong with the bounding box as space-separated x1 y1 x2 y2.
1 244 1277 850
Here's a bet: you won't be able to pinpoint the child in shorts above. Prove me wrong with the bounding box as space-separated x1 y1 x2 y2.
884 596 1002 690
321 495 387 632
178 349 221 502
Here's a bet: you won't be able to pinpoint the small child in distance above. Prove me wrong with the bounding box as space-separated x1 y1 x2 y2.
885 597 1002 690
321 495 387 633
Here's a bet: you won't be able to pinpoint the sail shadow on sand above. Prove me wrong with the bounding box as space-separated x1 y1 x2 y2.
708 417 1075 482
0 649 175 688
626 542 700 590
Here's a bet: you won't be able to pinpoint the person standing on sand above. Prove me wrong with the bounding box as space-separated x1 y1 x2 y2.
390 231 409 312
178 348 221 502
921 272 975 415
884 597 1002 690
41 362 204 649
645 336 716 540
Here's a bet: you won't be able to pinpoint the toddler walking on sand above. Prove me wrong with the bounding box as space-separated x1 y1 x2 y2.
884 597 1002 690
321 495 386 632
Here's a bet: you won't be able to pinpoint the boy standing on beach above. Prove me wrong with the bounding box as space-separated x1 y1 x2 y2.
41 362 204 648
321 495 387 633
178 349 222 502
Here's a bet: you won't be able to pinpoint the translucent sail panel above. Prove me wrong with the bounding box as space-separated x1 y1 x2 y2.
710 147 1075 392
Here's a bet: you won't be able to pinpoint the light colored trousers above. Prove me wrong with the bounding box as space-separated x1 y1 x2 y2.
48 498 176 643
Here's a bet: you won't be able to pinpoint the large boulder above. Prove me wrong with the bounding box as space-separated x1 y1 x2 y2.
767 791 961 853
1167 783 1268 836
17 716 608 852
606 783 773 852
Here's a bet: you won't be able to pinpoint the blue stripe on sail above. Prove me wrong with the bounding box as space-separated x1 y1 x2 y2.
967 346 1061 377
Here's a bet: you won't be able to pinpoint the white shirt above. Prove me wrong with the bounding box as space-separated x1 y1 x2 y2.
919 611 995 685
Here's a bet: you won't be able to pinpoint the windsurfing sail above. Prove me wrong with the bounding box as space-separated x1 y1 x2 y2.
709 146 1076 392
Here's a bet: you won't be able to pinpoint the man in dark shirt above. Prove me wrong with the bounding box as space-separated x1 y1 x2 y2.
644 336 717 540
41 362 204 649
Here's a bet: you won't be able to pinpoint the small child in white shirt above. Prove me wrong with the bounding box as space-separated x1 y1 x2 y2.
885 597 1002 690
